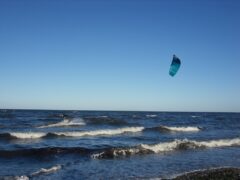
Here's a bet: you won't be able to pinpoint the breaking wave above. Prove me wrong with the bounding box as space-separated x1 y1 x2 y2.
38 118 86 128
10 132 47 139
92 138 240 159
128 125 201 133
149 126 201 132
0 125 203 140
2 127 144 139
54 127 144 137
0 138 239 158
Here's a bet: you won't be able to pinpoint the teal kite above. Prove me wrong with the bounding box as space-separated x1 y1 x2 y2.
169 55 181 77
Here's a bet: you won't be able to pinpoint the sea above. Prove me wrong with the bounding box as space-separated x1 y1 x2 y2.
0 110 239 179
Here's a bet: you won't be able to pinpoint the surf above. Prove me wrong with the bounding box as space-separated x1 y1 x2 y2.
147 125 201 132
54 127 144 137
5 127 144 139
92 137 240 159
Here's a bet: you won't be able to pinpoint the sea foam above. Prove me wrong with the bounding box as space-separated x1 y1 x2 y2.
140 138 240 153
54 127 144 137
92 138 240 158
160 126 201 132
8 127 144 139
10 132 47 139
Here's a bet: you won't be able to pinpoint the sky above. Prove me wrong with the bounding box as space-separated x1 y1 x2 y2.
0 0 240 112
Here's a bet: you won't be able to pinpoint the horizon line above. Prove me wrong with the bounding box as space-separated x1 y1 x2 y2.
0 108 239 113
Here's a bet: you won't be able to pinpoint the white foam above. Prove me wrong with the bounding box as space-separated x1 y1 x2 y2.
55 127 144 137
141 138 240 153
91 152 105 159
140 140 182 153
9 127 144 139
91 148 141 159
14 176 29 180
162 126 201 132
38 118 85 128
10 132 47 139
31 165 62 176
146 114 157 118
198 138 240 148
92 138 240 158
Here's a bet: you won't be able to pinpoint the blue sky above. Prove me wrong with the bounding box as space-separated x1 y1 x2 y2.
0 0 240 112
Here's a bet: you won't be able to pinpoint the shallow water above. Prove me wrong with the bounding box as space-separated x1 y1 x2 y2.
0 110 239 179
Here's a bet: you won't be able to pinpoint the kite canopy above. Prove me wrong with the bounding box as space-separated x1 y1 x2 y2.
169 55 181 77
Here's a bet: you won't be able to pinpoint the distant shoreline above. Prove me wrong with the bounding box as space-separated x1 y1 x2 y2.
173 167 240 180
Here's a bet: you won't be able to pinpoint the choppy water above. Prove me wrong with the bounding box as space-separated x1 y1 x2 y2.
0 110 239 179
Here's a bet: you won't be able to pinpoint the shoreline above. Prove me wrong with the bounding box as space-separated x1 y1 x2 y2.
173 167 240 180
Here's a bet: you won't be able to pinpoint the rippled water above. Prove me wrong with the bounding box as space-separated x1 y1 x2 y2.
0 110 239 179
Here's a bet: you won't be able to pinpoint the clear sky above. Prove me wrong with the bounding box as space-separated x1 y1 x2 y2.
0 0 240 112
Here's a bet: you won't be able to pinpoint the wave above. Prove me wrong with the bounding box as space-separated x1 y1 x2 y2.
84 116 128 126
92 138 240 159
10 132 47 139
38 118 86 128
31 165 62 176
0 125 202 140
54 127 144 137
1 138 239 158
149 126 201 132
0 147 90 158
2 127 144 139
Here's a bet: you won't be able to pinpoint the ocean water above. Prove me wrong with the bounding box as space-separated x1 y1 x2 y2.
0 110 239 179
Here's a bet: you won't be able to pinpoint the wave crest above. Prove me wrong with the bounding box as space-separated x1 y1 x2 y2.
10 132 47 139
149 126 201 132
5 127 144 139
92 138 240 159
54 127 144 137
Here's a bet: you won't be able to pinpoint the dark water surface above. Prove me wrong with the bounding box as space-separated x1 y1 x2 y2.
0 110 239 179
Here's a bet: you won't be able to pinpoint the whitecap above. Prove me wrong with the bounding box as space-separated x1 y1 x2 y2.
146 114 157 118
54 127 144 137
161 126 201 132
10 132 47 139
92 138 240 158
